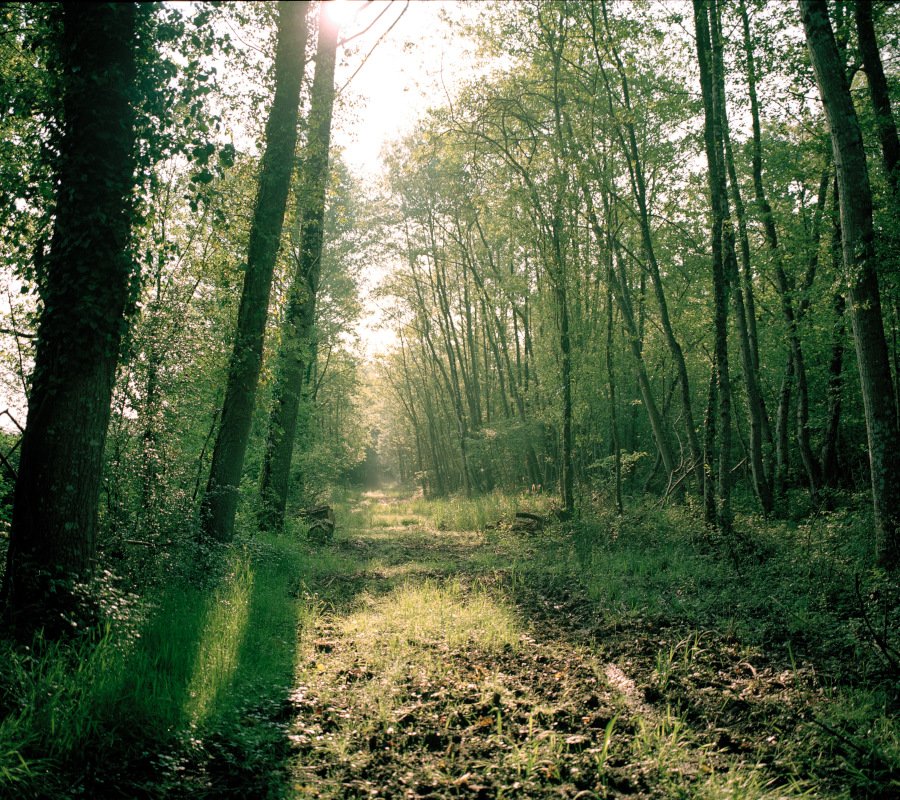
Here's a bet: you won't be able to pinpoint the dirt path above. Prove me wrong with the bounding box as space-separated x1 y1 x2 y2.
283 492 790 799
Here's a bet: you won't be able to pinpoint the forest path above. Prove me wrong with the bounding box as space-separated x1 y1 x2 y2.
283 490 774 799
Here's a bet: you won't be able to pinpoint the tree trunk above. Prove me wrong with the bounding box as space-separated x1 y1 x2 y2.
820 179 847 489
801 0 900 568
855 0 899 197
774 350 793 497
258 12 338 531
2 2 142 636
703 356 718 526
606 280 623 515
709 0 772 515
739 0 819 499
555 244 575 515
201 1 309 541
694 0 733 535
545 20 575 516
821 291 846 488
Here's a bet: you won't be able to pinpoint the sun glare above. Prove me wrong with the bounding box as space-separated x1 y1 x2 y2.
323 0 360 29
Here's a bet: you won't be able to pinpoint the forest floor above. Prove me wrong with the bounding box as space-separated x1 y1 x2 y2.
273 489 891 799
8 486 896 799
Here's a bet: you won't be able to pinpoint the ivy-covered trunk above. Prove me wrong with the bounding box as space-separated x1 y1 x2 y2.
259 12 339 531
1 2 142 637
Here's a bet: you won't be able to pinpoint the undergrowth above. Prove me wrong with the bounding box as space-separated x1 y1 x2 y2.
506 492 900 798
0 529 321 799
337 486 899 796
3 486 898 798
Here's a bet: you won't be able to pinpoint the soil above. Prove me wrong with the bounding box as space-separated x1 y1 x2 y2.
277 492 840 799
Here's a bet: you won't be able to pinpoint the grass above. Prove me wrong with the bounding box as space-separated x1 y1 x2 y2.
3 485 897 798
505 492 900 799
360 485 897 798
342 578 521 657
401 488 554 532
0 530 327 799
567 500 896 670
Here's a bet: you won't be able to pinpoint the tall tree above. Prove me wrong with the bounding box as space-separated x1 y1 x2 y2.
1 2 144 636
694 0 734 535
544 7 575 515
200 1 309 542
800 0 900 568
854 0 899 198
738 0 818 501
593 0 705 494
709 0 773 514
259 8 340 530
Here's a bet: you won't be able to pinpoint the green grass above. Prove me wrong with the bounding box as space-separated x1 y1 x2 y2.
338 490 898 798
405 488 554 531
342 578 521 656
509 495 900 798
555 500 884 649
0 531 323 799
4 487 896 798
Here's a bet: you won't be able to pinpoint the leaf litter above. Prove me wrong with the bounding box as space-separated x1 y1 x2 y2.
281 496 818 799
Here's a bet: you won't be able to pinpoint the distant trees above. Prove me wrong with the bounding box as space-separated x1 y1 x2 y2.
372 0 899 568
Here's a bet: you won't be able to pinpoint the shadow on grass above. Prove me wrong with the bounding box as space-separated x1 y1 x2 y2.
0 530 353 800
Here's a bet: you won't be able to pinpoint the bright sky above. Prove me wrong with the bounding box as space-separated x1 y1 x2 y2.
326 0 484 355
330 0 482 179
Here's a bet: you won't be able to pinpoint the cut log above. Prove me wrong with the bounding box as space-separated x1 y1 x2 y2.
298 504 335 543
307 518 335 544
304 504 335 524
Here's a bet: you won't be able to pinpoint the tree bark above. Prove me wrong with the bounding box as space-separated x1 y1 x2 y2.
694 0 734 535
2 2 142 636
801 0 900 568
201 1 309 541
606 278 623 515
555 236 575 515
258 12 338 531
821 290 846 488
703 356 718 526
855 0 899 197
820 179 847 489
774 350 793 497
544 15 575 516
